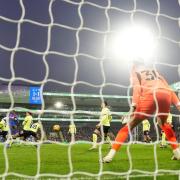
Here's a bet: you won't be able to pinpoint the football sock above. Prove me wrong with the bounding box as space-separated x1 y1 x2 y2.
161 123 178 150
112 125 129 151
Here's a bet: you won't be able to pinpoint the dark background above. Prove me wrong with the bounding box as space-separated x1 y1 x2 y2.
0 0 179 95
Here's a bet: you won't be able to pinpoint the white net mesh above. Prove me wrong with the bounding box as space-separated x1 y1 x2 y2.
0 0 179 179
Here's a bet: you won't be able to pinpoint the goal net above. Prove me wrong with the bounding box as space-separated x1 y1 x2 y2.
0 0 179 179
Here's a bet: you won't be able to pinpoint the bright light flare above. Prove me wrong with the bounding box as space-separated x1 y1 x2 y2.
54 101 63 109
109 25 156 60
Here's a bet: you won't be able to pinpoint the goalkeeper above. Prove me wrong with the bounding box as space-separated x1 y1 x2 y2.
103 60 180 162
89 101 112 150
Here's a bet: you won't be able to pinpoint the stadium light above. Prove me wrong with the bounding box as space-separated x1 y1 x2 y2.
54 101 63 109
109 25 156 61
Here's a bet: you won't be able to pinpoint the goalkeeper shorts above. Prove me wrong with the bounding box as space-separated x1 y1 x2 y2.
134 89 171 121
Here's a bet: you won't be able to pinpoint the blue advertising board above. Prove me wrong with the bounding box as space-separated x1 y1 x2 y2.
29 87 42 104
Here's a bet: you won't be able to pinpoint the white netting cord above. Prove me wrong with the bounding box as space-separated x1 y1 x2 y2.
126 1 138 179
35 0 55 179
67 0 85 179
152 3 166 175
2 0 25 179
0 0 179 179
98 0 112 180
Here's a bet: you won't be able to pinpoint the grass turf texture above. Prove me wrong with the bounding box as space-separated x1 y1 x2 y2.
0 143 179 179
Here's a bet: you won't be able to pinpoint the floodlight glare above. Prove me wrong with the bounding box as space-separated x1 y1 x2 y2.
54 102 63 109
109 25 156 60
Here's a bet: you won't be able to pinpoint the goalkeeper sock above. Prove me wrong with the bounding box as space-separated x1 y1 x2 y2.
105 148 116 160
112 125 129 151
161 123 178 150
92 133 97 146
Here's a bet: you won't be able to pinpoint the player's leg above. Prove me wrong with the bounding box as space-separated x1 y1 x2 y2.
143 131 147 142
21 130 30 141
70 132 75 143
89 128 100 150
103 126 111 144
30 132 38 142
105 135 111 145
105 131 115 147
103 115 144 162
17 130 25 140
156 90 180 159
160 131 167 148
158 115 179 158
6 134 13 148
146 131 152 143
158 116 180 159
2 131 13 148
108 131 115 140
2 131 8 142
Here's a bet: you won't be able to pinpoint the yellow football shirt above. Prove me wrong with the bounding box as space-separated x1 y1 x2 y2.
142 119 150 131
0 118 9 131
69 124 76 134
100 107 111 126
22 115 33 131
30 122 41 133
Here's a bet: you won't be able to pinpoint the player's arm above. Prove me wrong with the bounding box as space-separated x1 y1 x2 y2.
23 116 31 126
22 117 28 126
159 74 180 110
130 66 141 109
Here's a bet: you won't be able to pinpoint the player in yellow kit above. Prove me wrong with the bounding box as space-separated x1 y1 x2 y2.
0 116 13 147
68 122 76 142
0 117 9 141
29 121 42 141
21 112 33 140
142 119 151 143
89 101 112 150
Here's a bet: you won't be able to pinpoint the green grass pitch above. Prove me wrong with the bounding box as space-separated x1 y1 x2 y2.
0 143 179 179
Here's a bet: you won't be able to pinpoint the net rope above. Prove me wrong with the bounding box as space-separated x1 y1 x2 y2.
0 0 179 179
